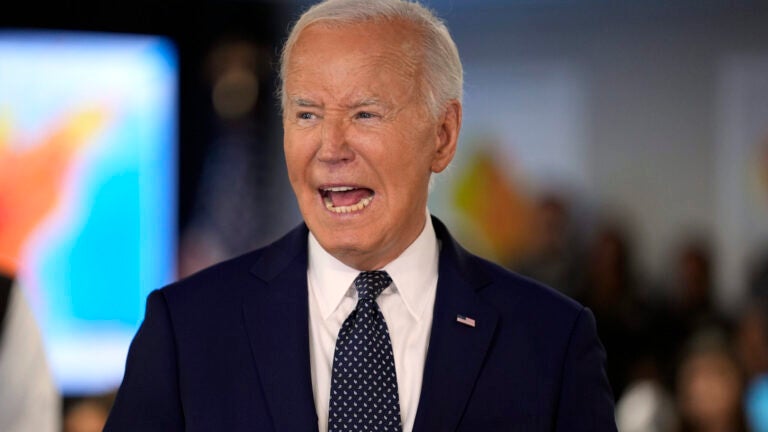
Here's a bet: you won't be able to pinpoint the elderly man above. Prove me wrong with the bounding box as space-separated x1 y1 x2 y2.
104 0 617 431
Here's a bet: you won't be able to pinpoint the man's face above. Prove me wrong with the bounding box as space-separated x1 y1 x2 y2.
283 19 459 270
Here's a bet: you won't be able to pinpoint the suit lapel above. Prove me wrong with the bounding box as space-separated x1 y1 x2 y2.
412 217 499 432
242 224 319 432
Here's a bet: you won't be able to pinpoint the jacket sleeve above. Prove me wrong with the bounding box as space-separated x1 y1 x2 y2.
555 307 618 431
104 290 185 432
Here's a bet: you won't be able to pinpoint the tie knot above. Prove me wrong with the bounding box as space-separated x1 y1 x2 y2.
353 270 392 301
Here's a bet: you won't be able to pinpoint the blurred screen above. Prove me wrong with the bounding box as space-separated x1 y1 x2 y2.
0 30 178 395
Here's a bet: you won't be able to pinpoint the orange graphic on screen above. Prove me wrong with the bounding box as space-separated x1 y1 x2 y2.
453 147 537 265
0 108 108 275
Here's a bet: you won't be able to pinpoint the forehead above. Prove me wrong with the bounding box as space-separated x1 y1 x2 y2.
284 20 422 97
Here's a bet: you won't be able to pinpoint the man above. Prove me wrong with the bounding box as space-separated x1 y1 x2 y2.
104 0 617 430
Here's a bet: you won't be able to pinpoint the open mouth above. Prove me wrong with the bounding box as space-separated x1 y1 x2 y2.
319 186 375 214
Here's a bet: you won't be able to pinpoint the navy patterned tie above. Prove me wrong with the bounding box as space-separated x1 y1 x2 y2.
329 271 402 432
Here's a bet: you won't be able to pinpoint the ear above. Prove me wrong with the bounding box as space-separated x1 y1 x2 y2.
431 99 461 173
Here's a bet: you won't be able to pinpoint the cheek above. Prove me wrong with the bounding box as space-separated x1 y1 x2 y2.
284 135 313 181
380 147 433 206
283 148 300 181
284 157 311 199
393 132 437 179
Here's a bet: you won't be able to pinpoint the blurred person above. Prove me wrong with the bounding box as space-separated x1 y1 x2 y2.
514 192 584 298
578 221 664 400
675 328 748 432
104 0 617 431
657 238 735 401
0 272 60 432
735 297 768 383
747 247 768 300
667 239 732 344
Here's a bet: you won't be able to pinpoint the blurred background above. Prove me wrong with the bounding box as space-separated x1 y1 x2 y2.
1 0 768 431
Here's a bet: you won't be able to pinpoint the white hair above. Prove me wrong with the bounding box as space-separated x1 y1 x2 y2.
278 0 463 117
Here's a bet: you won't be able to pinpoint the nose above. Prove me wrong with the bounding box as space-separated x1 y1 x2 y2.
317 116 354 164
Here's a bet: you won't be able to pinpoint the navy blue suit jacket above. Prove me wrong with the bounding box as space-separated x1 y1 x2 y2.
104 216 617 431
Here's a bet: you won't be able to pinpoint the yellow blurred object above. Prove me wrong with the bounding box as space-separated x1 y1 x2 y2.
453 145 537 265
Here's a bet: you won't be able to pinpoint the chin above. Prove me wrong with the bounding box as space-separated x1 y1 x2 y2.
318 228 372 253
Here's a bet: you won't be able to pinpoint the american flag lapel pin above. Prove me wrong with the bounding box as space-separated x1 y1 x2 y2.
456 314 476 328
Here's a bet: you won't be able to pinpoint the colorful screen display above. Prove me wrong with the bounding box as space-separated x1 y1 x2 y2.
0 30 178 395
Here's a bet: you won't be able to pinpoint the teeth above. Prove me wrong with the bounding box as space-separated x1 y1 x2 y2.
324 196 373 214
323 186 356 192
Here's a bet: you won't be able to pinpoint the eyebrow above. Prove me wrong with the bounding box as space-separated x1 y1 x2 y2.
353 98 381 107
289 96 389 110
290 97 321 108
348 98 389 110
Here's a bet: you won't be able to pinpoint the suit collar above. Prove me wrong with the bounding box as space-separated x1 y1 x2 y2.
242 223 319 432
249 222 309 282
431 216 493 291
412 216 500 432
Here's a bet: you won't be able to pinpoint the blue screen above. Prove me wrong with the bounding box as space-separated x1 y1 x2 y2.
0 29 178 395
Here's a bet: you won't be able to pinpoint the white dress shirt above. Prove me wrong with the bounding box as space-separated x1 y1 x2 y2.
307 211 439 432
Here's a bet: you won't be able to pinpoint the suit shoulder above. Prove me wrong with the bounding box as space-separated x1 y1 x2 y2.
434 215 583 318
159 223 308 303
154 248 264 309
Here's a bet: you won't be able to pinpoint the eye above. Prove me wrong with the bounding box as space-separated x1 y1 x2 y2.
355 111 376 120
297 112 315 120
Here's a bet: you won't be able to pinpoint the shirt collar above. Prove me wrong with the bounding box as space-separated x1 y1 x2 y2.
307 210 439 322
